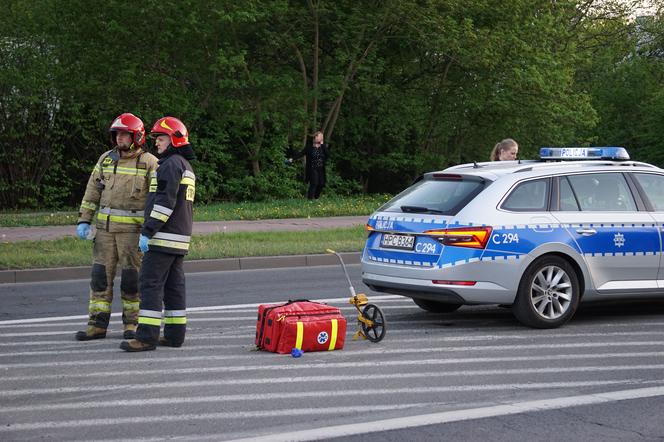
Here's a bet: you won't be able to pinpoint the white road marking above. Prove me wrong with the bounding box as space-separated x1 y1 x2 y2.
2 341 663 367
3 353 664 383
0 295 405 325
228 386 664 442
3 382 663 433
4 359 664 397
2 370 664 412
0 331 75 337
3 329 664 347
0 403 429 432
0 340 92 346
2 294 663 328
0 306 425 329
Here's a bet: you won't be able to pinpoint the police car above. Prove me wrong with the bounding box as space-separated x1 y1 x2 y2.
361 147 664 328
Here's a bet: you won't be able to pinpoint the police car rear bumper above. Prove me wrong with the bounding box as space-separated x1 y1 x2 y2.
361 271 515 305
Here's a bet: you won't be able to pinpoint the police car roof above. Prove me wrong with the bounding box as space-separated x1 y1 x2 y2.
438 158 660 181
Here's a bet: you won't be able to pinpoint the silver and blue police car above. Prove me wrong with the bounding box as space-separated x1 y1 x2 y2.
361 147 664 328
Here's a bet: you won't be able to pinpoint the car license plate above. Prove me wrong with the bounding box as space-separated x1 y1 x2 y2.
381 233 415 250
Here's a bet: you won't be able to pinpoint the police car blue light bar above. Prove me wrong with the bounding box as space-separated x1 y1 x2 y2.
539 147 629 161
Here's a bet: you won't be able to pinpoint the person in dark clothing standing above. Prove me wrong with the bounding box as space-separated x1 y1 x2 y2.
288 131 329 199
120 116 196 352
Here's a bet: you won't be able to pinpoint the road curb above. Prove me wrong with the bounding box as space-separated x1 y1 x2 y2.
0 252 362 284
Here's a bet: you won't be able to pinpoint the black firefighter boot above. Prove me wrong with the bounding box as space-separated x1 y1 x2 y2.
120 339 156 352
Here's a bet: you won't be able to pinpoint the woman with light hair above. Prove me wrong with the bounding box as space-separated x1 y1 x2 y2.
490 138 519 161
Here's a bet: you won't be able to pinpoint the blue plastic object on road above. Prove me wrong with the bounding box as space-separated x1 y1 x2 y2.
139 234 149 253
76 223 91 240
291 348 304 358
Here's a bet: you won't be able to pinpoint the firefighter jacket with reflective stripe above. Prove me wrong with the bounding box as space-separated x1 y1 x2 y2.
141 145 195 255
78 148 159 233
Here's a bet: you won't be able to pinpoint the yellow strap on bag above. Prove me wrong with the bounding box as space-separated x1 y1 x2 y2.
328 319 338 350
295 321 304 350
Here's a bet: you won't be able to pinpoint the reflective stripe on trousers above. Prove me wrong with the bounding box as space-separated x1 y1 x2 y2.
164 309 187 325
138 309 162 326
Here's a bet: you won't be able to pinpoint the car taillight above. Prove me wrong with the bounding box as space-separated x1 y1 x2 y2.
424 226 493 249
365 223 375 232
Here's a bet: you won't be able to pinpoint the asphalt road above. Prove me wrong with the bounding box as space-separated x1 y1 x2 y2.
1 265 664 441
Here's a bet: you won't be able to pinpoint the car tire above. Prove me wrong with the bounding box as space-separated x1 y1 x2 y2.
412 298 462 313
512 255 580 329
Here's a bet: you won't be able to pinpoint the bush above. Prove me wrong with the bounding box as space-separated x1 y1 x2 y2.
223 167 302 201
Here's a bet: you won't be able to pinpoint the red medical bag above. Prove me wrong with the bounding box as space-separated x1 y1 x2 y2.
255 300 346 354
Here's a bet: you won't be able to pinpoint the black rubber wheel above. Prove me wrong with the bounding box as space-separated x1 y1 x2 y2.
512 255 580 329
361 303 386 343
412 298 462 313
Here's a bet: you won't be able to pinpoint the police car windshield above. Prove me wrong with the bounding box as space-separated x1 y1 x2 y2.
380 177 486 216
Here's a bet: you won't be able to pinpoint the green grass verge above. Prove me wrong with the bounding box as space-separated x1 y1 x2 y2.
0 226 366 270
0 195 391 227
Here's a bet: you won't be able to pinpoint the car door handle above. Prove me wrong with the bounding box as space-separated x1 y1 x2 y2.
576 228 597 236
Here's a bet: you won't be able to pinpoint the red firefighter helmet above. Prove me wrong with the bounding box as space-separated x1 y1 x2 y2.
150 116 189 148
109 113 146 147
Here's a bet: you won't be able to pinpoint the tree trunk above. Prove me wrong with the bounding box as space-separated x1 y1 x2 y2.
308 0 320 130
292 43 309 148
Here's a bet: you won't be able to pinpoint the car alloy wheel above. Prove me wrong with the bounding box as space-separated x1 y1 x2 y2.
530 265 573 320
513 255 580 329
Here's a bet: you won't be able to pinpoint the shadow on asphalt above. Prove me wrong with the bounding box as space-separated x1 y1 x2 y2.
390 298 664 330
575 298 664 319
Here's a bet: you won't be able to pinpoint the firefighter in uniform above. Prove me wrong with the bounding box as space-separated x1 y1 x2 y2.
120 116 195 352
75 113 159 341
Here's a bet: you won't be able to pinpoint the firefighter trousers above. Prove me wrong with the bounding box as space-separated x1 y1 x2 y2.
87 230 141 331
136 251 187 345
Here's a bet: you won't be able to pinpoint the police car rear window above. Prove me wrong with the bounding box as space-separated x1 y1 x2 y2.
502 178 549 212
379 177 486 215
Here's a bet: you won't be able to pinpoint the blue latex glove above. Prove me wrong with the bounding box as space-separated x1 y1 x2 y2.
76 223 91 240
139 234 149 253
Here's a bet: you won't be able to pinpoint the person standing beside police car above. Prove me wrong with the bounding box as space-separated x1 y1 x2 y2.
121 116 196 352
490 138 519 161
75 113 159 341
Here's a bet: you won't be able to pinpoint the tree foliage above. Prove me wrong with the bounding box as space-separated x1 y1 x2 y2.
1 0 661 208
574 1 664 165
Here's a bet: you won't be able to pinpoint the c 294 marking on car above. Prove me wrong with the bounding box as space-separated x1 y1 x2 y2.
491 233 520 245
